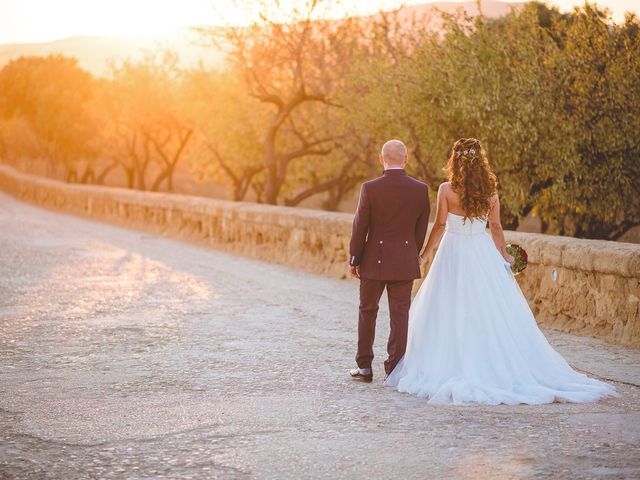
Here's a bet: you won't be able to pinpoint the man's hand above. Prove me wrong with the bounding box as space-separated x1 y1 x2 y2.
349 265 360 279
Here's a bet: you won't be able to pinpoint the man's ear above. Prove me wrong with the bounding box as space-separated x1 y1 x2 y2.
379 155 385 168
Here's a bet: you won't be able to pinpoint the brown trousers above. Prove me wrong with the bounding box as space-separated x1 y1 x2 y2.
356 277 413 375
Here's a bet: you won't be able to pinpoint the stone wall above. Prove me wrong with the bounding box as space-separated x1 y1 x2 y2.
1 164 638 346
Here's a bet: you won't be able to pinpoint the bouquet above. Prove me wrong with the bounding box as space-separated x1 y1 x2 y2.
506 244 528 275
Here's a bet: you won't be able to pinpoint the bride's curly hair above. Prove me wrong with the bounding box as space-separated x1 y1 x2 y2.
446 138 497 220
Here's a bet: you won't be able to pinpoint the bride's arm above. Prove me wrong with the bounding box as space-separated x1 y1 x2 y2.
488 194 515 265
420 183 448 260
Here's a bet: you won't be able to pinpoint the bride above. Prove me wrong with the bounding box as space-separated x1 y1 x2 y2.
385 138 617 405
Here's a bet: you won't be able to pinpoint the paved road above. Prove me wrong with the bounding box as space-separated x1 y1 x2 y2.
0 192 639 480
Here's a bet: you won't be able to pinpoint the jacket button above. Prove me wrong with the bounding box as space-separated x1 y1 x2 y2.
378 260 382 264
405 241 409 244
380 240 383 244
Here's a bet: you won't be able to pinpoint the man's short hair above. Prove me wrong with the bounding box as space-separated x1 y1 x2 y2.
381 140 408 165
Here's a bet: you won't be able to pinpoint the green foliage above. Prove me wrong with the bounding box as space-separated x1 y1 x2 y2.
194 0 376 205
105 51 194 192
0 55 100 181
0 2 638 240
182 66 266 200
342 2 639 239
547 4 640 238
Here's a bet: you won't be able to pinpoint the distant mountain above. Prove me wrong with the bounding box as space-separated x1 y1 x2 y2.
399 0 525 20
0 29 227 76
0 1 523 77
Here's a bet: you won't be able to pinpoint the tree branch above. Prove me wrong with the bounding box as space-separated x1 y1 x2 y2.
284 177 342 206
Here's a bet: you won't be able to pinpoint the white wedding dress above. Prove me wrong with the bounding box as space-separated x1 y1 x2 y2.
385 212 617 405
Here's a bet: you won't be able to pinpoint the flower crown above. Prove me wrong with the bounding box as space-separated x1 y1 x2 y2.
455 147 477 158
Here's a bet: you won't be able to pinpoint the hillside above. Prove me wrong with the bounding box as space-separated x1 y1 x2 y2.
0 29 226 76
401 0 524 19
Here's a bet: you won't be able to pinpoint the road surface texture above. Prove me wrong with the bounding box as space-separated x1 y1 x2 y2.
1 192 639 480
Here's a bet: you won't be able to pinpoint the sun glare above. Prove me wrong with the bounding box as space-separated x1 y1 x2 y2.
0 0 637 43
1 0 224 42
0 0 409 43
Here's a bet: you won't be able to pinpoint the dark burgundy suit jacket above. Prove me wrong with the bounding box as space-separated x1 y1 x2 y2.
349 169 430 281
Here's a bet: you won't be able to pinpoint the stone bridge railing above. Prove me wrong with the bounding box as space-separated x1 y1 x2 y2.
1 164 638 346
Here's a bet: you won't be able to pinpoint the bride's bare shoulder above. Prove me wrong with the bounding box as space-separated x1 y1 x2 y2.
438 182 452 194
439 182 458 200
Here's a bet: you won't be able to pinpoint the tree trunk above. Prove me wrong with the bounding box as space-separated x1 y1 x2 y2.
136 136 152 191
122 165 135 189
264 129 279 204
233 169 262 201
96 161 118 185
539 218 550 234
167 166 174 192
65 168 77 183
151 168 170 192
136 166 146 190
80 163 95 184
284 178 341 207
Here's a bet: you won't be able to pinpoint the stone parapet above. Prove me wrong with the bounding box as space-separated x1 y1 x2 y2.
1 165 638 346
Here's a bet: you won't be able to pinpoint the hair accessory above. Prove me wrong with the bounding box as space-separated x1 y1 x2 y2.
455 147 478 158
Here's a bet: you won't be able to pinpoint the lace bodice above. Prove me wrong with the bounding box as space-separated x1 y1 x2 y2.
445 212 488 236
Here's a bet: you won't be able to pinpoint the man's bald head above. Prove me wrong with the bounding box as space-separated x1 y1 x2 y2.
380 140 408 168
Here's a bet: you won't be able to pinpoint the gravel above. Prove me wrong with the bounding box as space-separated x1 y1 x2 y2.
1 192 639 479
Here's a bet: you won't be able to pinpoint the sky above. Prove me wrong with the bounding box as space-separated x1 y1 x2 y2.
0 0 638 44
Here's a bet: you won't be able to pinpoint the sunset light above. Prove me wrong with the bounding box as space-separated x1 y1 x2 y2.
1 0 638 43
0 0 639 475
2 0 410 43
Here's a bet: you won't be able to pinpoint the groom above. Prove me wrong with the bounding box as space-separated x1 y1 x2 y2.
348 140 430 383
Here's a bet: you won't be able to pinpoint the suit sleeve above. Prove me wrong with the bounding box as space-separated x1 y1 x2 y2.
349 184 371 266
415 185 431 253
